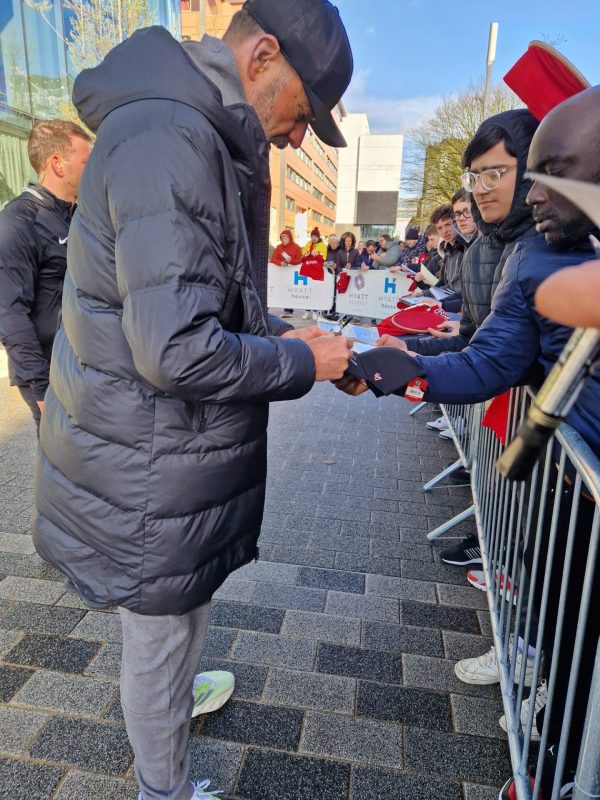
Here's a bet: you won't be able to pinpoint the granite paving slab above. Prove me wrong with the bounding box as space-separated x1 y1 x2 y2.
351 765 463 800
5 634 100 673
0 664 34 701
199 699 303 751
231 631 318 671
300 711 403 767
11 671 116 716
357 680 453 730
236 748 350 800
53 771 137 800
263 668 356 714
403 726 512 785
281 610 361 645
0 602 85 635
0 706 48 755
316 642 402 683
30 717 133 773
0 576 64 604
0 757 64 800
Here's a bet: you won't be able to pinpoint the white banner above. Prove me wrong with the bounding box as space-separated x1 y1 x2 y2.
267 263 335 310
336 269 414 319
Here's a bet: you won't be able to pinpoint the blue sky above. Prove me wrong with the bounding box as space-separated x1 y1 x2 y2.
336 0 599 134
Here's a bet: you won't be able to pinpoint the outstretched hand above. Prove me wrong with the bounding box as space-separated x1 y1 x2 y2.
427 320 460 338
375 335 417 356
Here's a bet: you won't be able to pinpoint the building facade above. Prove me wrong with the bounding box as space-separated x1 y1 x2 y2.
181 0 341 248
0 0 181 207
335 113 403 241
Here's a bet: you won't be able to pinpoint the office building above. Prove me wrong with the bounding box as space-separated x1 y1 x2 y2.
335 113 403 241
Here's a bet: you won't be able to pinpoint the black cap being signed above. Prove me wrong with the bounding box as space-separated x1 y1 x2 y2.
346 347 427 397
243 0 353 147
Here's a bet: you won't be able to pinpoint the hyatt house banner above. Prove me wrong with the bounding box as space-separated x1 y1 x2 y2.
267 265 414 317
267 263 336 310
336 270 414 318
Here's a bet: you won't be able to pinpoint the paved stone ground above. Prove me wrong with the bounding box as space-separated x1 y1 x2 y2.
0 337 511 800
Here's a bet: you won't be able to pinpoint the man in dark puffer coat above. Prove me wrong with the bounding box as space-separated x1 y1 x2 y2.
32 3 353 799
401 109 539 355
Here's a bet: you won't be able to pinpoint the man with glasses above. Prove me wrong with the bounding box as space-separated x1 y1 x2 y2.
381 109 539 358
451 187 478 242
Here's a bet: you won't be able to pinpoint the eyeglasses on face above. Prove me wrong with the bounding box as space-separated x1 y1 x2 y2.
452 209 472 220
461 164 517 192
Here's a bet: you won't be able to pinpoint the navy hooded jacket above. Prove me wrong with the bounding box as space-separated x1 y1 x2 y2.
415 236 600 456
33 28 316 615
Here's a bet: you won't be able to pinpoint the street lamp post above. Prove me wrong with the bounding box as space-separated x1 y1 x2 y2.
482 22 499 119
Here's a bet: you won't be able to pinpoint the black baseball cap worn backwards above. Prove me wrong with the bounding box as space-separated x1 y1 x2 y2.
243 0 353 147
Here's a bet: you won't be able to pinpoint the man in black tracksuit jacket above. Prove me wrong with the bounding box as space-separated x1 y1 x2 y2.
0 120 91 429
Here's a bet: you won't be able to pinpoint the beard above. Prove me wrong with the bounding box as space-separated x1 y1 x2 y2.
253 71 290 150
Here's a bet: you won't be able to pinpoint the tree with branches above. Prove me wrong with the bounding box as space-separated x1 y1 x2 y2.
403 80 522 226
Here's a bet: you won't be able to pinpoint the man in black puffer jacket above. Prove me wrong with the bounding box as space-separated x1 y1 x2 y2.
397 109 539 355
33 3 353 798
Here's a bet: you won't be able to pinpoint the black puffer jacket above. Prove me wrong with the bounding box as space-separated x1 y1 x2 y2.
33 28 316 615
0 185 73 399
406 110 538 356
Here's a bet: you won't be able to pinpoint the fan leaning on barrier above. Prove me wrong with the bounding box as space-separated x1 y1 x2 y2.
497 175 600 481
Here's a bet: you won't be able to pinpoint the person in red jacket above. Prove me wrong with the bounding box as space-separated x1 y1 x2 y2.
271 229 302 318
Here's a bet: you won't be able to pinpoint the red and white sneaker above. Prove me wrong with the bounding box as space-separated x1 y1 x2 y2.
499 775 574 799
467 568 518 604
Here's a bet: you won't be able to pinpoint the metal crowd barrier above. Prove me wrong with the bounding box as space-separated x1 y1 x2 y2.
427 388 600 800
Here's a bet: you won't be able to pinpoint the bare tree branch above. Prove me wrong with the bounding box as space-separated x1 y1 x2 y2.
402 80 523 226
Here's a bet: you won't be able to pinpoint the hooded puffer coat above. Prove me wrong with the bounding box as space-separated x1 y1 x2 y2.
33 28 316 615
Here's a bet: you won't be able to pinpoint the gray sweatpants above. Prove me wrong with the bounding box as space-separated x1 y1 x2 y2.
119 603 211 800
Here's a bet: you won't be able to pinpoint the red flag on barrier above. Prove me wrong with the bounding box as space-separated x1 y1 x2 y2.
503 41 590 121
299 255 325 281
482 391 511 445
336 272 351 293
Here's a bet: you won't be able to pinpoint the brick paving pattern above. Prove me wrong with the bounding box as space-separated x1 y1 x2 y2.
0 343 508 799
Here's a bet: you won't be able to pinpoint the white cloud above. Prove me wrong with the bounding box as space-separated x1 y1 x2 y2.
342 69 441 135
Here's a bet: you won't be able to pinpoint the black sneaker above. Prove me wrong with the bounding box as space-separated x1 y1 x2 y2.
440 534 482 566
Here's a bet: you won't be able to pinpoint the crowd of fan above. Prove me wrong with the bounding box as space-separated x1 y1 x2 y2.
273 92 600 800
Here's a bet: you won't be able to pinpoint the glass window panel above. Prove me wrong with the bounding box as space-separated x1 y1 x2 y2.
0 0 32 115
21 0 69 118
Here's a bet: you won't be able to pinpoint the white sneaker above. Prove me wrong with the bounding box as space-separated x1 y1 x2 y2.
499 679 547 741
439 418 465 439
454 640 534 686
426 416 449 432
301 311 310 320
139 781 222 800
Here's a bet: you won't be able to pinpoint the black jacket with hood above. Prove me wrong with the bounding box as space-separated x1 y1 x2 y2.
33 28 316 615
0 185 73 399
404 110 539 356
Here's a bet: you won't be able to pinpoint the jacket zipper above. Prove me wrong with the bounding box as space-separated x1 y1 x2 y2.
194 404 208 433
